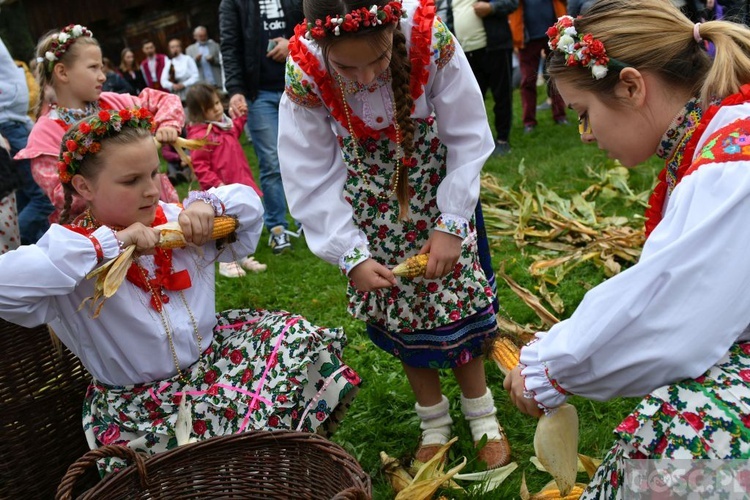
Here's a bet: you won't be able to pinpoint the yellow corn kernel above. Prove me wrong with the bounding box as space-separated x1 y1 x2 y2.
157 216 238 249
492 337 521 376
392 253 430 278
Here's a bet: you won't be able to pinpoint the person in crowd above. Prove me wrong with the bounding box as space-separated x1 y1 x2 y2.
119 47 147 95
140 39 167 91
161 38 200 104
102 57 134 94
186 26 224 89
219 0 303 254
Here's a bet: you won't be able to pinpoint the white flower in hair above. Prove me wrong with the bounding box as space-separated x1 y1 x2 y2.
45 51 56 62
369 5 378 14
591 65 608 79
558 34 575 50
71 25 84 37
57 32 70 44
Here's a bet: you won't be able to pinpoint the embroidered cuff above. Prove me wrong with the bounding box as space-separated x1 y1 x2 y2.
184 190 225 216
93 226 125 261
434 213 470 239
339 243 371 275
519 335 570 412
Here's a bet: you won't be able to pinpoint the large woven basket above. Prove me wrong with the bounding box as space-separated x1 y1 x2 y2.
0 318 99 498
57 430 372 499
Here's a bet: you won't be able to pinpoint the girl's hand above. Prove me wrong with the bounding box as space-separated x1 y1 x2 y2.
503 365 544 418
116 223 160 254
420 231 462 279
178 201 215 246
155 126 180 145
229 94 248 118
349 258 397 292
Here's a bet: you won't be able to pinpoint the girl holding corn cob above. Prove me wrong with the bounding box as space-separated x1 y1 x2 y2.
15 24 181 224
278 0 510 469
0 108 361 475
505 2 750 497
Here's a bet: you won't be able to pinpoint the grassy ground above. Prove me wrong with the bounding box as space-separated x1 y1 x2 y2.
182 86 663 498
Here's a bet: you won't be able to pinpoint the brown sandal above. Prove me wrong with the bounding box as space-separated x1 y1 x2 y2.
475 426 512 469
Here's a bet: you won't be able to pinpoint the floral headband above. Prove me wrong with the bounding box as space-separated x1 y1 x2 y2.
39 24 93 73
304 1 406 40
547 15 610 79
58 107 155 183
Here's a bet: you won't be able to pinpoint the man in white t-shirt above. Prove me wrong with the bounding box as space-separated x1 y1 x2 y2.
160 39 200 103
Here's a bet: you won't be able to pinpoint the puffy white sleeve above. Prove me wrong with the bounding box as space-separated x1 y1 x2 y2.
278 59 369 269
520 160 750 410
0 225 122 326
428 20 495 222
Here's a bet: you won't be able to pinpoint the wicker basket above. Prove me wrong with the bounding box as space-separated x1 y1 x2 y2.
0 318 99 498
57 430 372 499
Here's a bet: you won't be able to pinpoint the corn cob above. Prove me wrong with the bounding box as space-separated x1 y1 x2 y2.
535 404 580 496
492 337 521 376
380 451 413 493
156 215 238 249
392 253 430 278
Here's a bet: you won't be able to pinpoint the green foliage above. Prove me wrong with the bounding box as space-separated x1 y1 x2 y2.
178 89 661 498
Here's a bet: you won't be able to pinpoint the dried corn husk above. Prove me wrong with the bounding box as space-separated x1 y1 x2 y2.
534 404 580 496
381 451 414 493
521 474 587 499
395 437 466 500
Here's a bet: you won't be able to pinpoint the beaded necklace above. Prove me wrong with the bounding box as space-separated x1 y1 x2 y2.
52 101 100 126
336 72 404 199
136 261 202 381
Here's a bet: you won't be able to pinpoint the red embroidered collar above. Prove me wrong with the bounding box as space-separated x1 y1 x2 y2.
644 84 750 238
288 0 435 141
67 206 191 311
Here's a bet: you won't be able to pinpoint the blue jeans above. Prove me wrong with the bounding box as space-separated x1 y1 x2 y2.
0 120 53 244
245 90 289 231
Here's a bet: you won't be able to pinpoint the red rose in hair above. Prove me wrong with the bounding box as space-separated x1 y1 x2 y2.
79 122 91 134
136 108 151 119
311 26 325 38
66 139 78 152
119 109 131 122
546 26 558 38
589 39 606 58
62 153 72 165
88 142 101 153
98 110 111 122
57 161 67 174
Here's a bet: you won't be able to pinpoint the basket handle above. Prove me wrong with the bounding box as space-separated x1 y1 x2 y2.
331 487 371 500
56 445 149 500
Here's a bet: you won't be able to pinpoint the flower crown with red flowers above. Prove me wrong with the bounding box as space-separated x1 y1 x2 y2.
40 24 93 73
547 15 611 79
304 1 406 40
58 107 155 183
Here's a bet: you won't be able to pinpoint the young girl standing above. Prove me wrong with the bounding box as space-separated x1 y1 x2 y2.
278 0 509 469
186 82 266 278
0 108 360 475
504 2 750 497
16 25 181 224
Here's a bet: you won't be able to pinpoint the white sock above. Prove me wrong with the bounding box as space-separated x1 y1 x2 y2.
460 388 502 441
414 394 453 446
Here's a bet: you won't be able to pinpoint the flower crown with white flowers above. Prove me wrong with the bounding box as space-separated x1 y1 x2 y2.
58 108 154 184
40 24 93 72
304 1 406 40
547 15 611 79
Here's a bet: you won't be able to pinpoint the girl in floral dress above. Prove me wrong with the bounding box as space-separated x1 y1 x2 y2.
278 0 510 469
16 24 181 224
0 108 360 475
504 2 750 497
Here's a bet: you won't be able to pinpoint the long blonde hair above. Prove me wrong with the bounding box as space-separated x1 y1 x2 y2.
33 30 101 120
548 0 750 106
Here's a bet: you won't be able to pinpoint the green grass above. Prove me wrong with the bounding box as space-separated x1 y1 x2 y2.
179 87 663 498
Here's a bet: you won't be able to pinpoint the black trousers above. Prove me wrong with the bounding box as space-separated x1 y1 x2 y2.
465 47 514 143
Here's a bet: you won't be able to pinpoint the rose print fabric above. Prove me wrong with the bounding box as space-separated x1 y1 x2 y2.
581 342 750 499
83 308 361 475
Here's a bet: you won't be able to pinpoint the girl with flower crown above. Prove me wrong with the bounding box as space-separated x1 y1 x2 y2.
278 0 510 469
504 1 750 497
0 108 360 475
16 25 181 224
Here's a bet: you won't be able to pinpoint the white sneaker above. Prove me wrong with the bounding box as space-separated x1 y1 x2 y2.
240 256 267 273
219 261 246 278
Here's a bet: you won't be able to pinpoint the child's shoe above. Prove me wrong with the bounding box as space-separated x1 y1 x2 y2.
414 395 453 463
240 256 267 273
219 261 246 278
268 225 292 254
461 388 511 469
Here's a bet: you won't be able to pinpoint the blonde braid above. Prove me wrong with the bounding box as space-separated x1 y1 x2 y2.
389 25 414 220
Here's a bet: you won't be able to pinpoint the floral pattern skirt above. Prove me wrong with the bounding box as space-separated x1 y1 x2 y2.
83 308 361 475
0 193 20 255
582 342 750 499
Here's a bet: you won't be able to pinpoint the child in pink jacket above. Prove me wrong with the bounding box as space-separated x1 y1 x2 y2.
186 83 265 277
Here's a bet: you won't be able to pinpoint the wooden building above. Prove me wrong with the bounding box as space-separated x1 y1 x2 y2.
2 0 222 67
